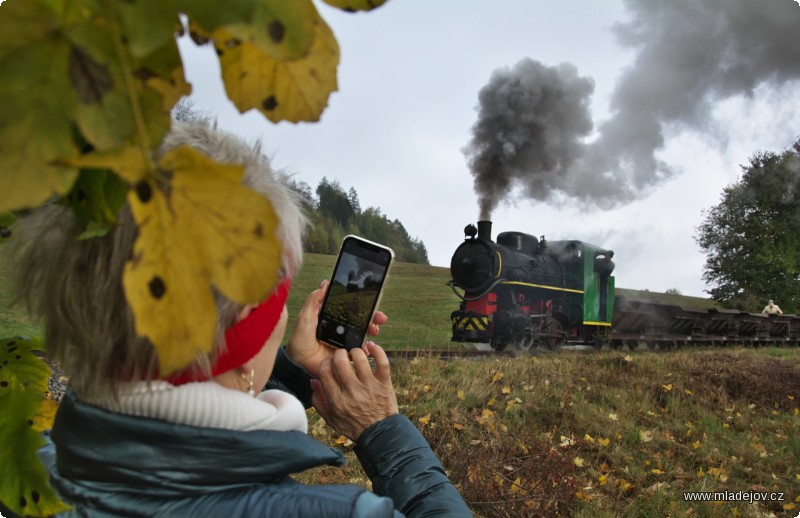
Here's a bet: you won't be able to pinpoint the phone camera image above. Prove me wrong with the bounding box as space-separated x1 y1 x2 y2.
318 237 393 350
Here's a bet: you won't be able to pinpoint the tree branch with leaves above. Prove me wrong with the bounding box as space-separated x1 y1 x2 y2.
0 0 388 515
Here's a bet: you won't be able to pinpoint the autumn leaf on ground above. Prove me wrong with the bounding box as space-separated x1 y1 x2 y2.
123 146 282 374
0 337 72 517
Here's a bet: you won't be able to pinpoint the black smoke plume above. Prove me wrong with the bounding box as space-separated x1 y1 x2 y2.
465 0 800 219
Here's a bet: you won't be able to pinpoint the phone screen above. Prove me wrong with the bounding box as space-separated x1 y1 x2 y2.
318 236 393 350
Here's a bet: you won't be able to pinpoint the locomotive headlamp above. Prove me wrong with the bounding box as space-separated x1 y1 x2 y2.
464 224 478 238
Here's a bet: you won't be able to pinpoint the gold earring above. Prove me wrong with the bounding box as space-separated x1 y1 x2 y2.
242 368 255 397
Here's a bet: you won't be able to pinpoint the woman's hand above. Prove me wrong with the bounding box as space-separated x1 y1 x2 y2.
286 280 388 378
310 342 399 442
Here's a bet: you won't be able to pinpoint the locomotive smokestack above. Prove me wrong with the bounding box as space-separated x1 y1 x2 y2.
477 220 492 242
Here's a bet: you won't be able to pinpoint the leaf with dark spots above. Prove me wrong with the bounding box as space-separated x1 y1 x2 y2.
69 46 113 104
268 21 285 44
123 147 282 374
262 96 278 111
135 180 153 203
148 276 166 299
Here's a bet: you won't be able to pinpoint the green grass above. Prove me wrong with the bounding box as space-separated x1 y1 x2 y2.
300 348 800 517
286 253 465 350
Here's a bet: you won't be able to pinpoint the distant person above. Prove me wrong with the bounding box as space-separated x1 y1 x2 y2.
13 121 470 517
762 300 783 315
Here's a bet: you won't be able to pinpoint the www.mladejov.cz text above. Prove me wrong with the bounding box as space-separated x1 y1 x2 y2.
683 490 785 504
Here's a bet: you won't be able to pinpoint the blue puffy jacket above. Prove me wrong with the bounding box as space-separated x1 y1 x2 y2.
38 349 472 517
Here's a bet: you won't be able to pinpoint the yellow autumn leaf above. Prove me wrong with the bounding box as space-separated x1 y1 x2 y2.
639 430 654 443
123 146 282 374
598 437 611 447
30 399 59 433
501 385 511 394
206 0 318 62
457 390 465 400
418 414 431 425
494 474 504 487
584 434 595 443
783 503 796 511
598 474 608 486
335 435 353 446
491 371 504 383
510 477 522 495
573 456 585 467
693 440 701 449
216 14 339 123
662 384 673 391
452 423 464 431
321 0 389 11
608 412 618 421
64 145 152 183
651 468 665 475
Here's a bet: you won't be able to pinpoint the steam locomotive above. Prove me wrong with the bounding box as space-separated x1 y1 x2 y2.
449 221 616 352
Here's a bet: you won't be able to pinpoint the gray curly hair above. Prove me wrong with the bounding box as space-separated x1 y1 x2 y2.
13 121 306 398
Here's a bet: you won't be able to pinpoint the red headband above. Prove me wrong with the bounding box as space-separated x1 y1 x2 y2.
167 278 291 385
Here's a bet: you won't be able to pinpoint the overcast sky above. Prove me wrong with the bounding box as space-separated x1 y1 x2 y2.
179 0 800 298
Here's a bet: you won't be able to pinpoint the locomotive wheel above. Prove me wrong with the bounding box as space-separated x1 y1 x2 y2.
514 334 537 354
544 318 565 351
491 335 509 352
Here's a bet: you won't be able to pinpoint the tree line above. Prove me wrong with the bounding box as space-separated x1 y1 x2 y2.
285 177 429 264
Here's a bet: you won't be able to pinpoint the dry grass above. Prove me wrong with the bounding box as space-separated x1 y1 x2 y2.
300 347 800 517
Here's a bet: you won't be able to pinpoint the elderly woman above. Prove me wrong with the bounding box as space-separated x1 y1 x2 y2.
16 122 470 517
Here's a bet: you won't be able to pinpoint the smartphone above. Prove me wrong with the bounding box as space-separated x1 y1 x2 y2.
317 235 394 350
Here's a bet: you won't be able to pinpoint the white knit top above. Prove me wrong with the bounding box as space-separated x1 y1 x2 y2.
86 381 308 433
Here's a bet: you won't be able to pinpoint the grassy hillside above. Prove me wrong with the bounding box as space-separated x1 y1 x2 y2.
286 253 463 350
1 248 723 347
